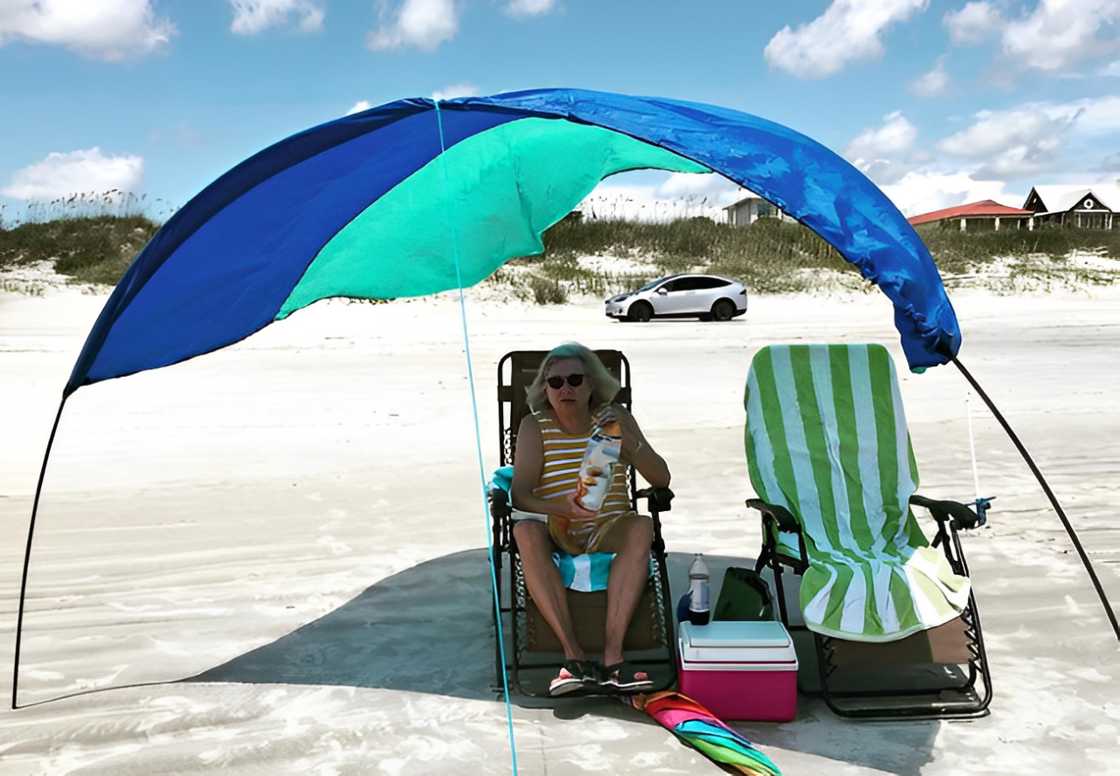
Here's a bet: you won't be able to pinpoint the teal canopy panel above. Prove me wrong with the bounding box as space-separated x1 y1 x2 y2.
66 88 960 396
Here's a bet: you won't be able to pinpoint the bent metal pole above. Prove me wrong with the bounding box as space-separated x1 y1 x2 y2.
952 357 1120 642
12 395 69 709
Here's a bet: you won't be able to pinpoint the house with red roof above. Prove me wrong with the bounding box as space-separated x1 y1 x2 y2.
907 200 1034 232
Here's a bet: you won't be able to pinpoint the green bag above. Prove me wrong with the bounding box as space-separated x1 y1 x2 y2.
713 567 776 622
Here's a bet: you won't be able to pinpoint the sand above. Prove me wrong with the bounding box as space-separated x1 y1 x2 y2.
1 281 1118 775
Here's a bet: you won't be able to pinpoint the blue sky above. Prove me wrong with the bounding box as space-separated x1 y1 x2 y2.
1 0 1117 221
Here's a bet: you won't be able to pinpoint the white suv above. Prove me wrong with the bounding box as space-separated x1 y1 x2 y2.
604 274 748 322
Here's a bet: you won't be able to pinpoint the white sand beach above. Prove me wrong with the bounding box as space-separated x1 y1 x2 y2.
1 281 1118 775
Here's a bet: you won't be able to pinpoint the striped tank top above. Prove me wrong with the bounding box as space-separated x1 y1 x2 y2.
531 406 633 554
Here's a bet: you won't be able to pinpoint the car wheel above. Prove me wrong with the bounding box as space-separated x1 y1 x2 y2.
712 299 735 321
628 301 653 322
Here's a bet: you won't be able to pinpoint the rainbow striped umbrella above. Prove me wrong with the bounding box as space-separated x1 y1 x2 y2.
628 691 782 776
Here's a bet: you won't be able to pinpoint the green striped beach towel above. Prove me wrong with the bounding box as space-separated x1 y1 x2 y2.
745 344 971 643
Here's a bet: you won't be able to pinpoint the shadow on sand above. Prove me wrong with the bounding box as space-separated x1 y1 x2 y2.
189 548 941 774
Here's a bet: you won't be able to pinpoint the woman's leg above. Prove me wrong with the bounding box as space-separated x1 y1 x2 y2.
512 520 585 661
597 514 655 668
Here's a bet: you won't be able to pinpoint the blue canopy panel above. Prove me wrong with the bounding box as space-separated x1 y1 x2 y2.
65 89 960 396
67 101 519 393
457 90 960 371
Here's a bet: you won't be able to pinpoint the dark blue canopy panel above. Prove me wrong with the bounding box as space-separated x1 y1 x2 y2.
65 88 960 396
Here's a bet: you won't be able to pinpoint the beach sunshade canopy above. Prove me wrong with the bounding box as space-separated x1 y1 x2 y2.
745 343 971 642
65 88 960 396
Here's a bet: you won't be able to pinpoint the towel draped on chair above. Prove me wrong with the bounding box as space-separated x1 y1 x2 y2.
745 344 971 642
491 465 615 592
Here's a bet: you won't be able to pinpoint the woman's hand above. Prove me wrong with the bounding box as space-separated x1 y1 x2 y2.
612 408 641 441
548 492 598 523
606 406 646 460
606 404 671 489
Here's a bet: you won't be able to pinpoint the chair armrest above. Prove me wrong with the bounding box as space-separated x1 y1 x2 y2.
910 494 983 529
489 488 511 520
745 498 799 533
636 486 674 512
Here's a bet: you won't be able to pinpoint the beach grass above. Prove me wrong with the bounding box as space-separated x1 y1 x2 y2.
3 194 1120 297
0 214 160 286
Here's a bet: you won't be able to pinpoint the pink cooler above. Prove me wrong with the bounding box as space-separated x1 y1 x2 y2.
677 620 798 722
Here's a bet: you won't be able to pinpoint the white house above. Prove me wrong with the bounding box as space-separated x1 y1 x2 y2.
722 192 793 227
1023 184 1120 230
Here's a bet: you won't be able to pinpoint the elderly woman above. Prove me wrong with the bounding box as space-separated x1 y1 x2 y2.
510 342 671 696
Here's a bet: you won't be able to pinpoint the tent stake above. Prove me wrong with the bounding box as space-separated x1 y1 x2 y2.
952 357 1119 641
13 394 69 710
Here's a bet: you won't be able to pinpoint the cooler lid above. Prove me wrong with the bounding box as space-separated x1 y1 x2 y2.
680 620 791 649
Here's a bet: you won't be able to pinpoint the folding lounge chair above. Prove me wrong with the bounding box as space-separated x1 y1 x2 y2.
745 344 992 718
488 350 677 697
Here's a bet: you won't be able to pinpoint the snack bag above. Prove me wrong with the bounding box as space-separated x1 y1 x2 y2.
576 418 622 512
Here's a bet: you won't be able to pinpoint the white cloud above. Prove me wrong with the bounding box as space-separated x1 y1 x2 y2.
345 100 372 115
1073 95 1120 134
656 172 739 199
938 107 1072 177
763 0 928 78
910 57 949 96
432 82 479 100
943 2 1001 44
229 0 324 35
1002 0 1119 72
881 170 1020 216
846 111 918 161
936 96 1120 178
0 0 173 60
505 0 556 17
578 173 741 222
1 148 144 200
1101 60 1120 77
368 0 458 51
843 112 923 186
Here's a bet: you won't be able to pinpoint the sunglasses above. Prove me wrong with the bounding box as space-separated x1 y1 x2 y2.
546 373 585 389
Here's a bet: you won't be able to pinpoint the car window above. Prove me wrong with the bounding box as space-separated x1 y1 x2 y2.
669 277 703 292
638 276 671 292
694 277 730 290
659 279 685 292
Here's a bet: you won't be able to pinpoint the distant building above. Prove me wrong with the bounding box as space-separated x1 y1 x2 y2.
1022 184 1119 230
723 193 794 227
907 200 1034 232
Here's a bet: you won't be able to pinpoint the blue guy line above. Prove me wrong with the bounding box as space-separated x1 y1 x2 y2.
433 100 519 775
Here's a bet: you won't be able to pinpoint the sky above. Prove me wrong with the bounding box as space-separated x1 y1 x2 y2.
0 0 1118 224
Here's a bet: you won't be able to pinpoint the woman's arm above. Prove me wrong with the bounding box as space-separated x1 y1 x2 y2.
612 405 671 489
511 414 597 521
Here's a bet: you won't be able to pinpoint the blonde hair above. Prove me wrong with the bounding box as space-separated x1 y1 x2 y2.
526 342 621 413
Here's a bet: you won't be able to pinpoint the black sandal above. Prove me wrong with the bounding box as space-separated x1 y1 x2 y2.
599 661 654 692
548 659 598 696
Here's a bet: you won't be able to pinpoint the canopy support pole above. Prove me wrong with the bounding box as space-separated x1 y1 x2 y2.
12 394 70 709
433 100 519 773
951 357 1119 641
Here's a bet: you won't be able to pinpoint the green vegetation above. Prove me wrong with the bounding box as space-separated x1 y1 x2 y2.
0 192 162 286
517 214 1120 297
0 215 160 286
914 224 1120 287
522 214 853 295
3 197 1119 300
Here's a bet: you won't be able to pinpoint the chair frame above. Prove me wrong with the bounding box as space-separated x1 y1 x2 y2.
488 350 677 697
749 495 993 719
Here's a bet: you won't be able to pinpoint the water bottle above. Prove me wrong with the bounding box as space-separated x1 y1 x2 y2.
688 553 711 626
